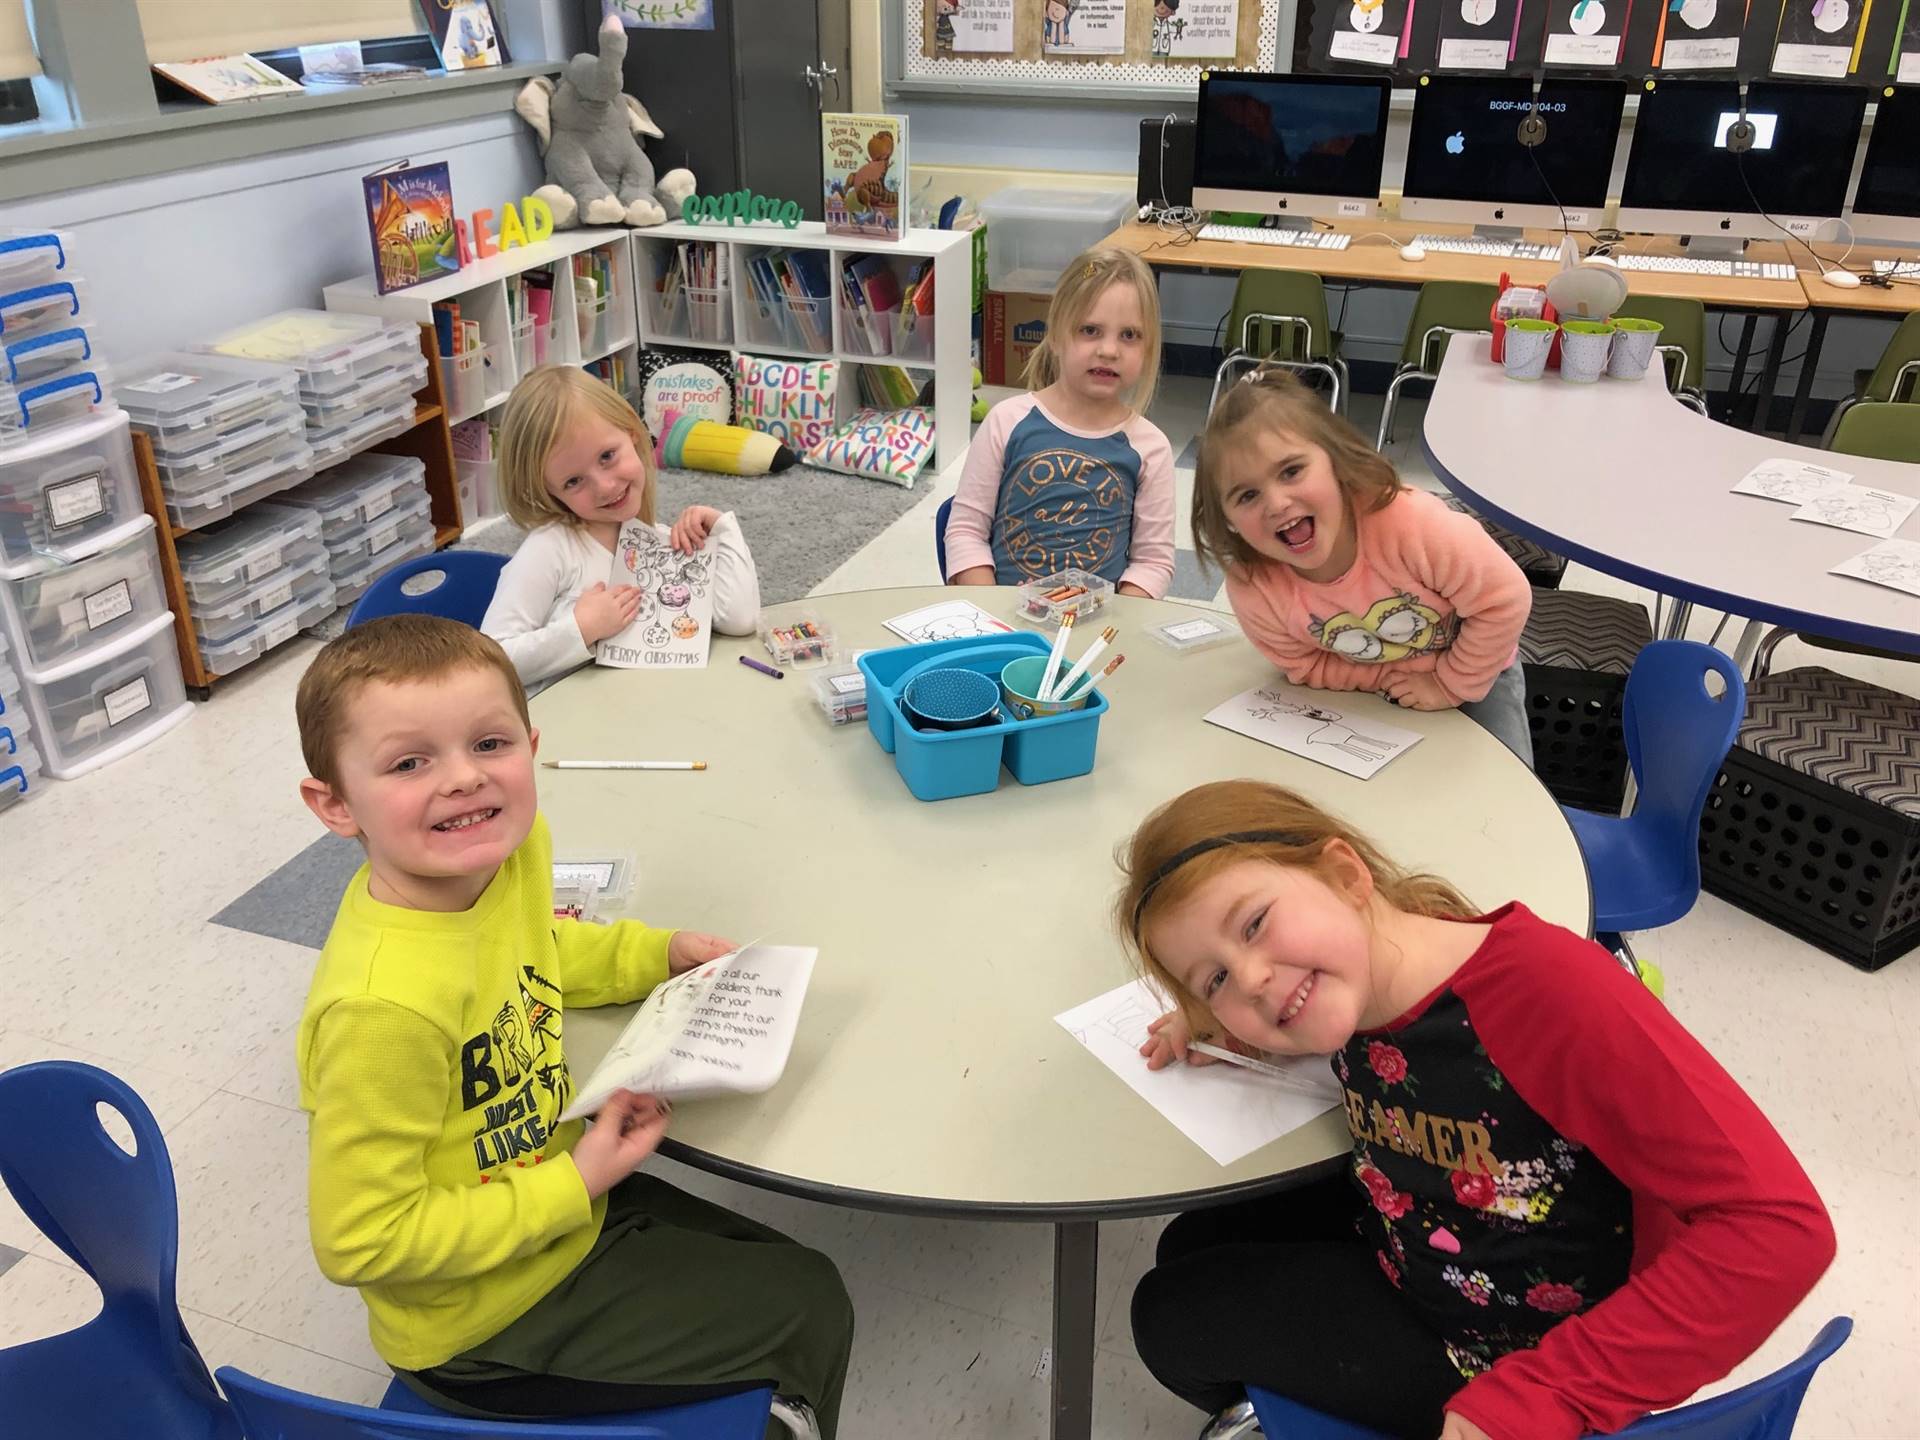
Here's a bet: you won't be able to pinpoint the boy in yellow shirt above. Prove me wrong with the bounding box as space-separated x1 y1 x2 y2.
293 615 852 1429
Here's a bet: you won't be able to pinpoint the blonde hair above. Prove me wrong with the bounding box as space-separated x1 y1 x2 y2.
1024 246 1163 417
1113 780 1475 1036
1191 368 1405 577
498 365 657 531
296 615 530 794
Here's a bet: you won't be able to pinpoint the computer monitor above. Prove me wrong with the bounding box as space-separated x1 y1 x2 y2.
1401 77 1626 233
1848 88 1920 246
1617 80 1868 246
1191 72 1392 224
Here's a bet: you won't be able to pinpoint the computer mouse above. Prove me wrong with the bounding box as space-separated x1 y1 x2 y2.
1399 244 1428 263
1822 269 1862 290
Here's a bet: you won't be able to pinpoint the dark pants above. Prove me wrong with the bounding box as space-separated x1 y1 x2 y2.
399 1173 855 1438
1130 1175 1465 1440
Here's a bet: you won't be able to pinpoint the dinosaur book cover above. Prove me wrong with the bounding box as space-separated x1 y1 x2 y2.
363 162 461 295
823 113 908 241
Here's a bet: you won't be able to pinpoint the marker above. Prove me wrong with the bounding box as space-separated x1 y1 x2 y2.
542 761 707 771
1190 1042 1297 1079
739 655 785 679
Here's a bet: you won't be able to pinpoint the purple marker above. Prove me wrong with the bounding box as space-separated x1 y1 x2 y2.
739 655 785 680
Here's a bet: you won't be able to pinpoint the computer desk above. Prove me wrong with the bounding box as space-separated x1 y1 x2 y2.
1100 218 1812 431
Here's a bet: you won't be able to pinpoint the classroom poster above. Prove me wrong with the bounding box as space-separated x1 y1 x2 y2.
1042 0 1128 54
1656 0 1748 70
604 0 716 28
1157 0 1242 57
1435 0 1523 68
1328 0 1412 65
1542 0 1631 64
1771 0 1870 75
941 0 1015 52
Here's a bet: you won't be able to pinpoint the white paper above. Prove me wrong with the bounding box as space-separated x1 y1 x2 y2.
1544 31 1619 63
298 40 363 76
1731 458 1855 505
1439 36 1510 67
1204 683 1424 780
561 942 817 1119
1042 0 1126 53
598 521 716 669
1791 486 1920 540
1661 35 1739 68
1166 0 1240 57
1056 980 1341 1165
1900 50 1920 84
1163 617 1226 642
1329 29 1398 63
1771 42 1850 77
881 598 1015 644
948 0 1015 50
1830 538 1920 598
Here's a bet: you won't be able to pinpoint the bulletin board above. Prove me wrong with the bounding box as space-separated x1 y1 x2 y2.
905 0 1281 90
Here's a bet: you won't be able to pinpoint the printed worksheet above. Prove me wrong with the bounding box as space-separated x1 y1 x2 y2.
881 598 1015 644
1204 683 1425 780
1790 486 1920 540
1057 979 1342 1165
1830 538 1920 598
598 521 716 669
1731 458 1855 506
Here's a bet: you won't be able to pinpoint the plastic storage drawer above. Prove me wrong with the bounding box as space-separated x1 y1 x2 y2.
298 352 427 423
308 395 414 470
0 515 166 668
18 610 192 779
177 507 326 610
0 277 89 347
120 351 302 450
329 515 436 605
0 728 41 813
200 310 421 400
269 455 428 545
324 489 433 570
199 581 337 678
977 188 1135 293
0 408 144 570
3 325 96 386
193 548 332 647
0 364 117 448
0 231 74 293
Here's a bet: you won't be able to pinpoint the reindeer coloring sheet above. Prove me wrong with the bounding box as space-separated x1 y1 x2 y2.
1204 682 1424 780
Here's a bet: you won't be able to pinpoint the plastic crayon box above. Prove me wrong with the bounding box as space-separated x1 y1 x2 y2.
759 613 839 667
1017 569 1113 627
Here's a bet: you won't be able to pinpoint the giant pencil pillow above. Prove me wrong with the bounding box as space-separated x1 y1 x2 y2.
733 354 840 454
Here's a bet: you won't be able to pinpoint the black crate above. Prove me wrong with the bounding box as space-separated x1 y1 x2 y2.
1698 745 1920 971
1525 662 1628 814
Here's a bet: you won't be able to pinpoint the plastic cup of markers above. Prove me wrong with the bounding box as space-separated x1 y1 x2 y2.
1558 320 1615 384
1606 316 1664 380
1000 655 1093 721
1502 319 1557 382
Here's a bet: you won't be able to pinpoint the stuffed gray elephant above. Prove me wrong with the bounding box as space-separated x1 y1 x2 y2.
514 14 696 228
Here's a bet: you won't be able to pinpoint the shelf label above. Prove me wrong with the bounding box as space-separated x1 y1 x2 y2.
45 472 105 529
83 580 133 630
103 676 152 727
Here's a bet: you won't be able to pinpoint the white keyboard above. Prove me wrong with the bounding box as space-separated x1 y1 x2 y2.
1871 259 1920 277
1409 234 1559 261
1197 223 1353 251
1611 254 1797 281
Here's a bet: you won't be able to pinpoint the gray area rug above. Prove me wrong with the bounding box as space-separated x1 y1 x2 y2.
211 832 363 949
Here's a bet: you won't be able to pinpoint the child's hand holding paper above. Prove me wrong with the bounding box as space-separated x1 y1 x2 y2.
571 1089 673 1198
668 930 739 974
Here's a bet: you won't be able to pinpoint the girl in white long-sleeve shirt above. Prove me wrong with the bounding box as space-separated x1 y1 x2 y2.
482 366 760 686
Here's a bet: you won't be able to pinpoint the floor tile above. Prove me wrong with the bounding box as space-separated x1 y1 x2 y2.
0 1241 22 1279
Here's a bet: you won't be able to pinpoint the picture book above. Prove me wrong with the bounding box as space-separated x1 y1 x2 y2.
363 162 460 296
151 54 305 104
560 942 818 1118
421 0 508 70
598 519 718 669
823 113 907 241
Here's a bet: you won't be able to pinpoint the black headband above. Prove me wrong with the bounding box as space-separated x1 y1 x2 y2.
1130 830 1312 936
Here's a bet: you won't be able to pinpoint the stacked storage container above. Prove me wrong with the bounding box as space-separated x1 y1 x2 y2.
118 352 314 532
0 232 192 783
256 453 434 611
174 506 337 679
198 310 424 472
0 626 40 812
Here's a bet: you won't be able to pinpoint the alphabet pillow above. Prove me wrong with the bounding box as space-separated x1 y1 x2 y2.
733 354 840 454
805 407 936 488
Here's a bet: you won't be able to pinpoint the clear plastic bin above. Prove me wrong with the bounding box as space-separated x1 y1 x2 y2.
739 291 796 350
1146 612 1242 655
299 353 426 423
840 304 897 359
812 665 868 726
977 187 1134 293
119 351 300 448
176 506 325 609
511 317 538 375
0 408 144 572
328 514 436 605
0 728 41 813
3 326 95 387
684 286 732 345
890 311 934 366
786 295 833 351
324 487 433 570
441 345 496 421
642 284 687 340
307 394 415 471
17 609 192 779
199 578 338 677
0 515 166 668
759 613 838 667
201 309 421 400
577 293 612 355
270 453 429 545
1015 569 1114 628
193 547 331 646
0 365 117 449
455 458 500 523
223 440 316 513
0 278 88 347
0 231 73 292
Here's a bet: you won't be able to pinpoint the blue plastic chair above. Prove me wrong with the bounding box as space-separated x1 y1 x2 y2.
934 495 953 578
346 551 508 630
1228 1317 1851 1439
0 1061 239 1440
218 1367 785 1439
1561 639 1745 941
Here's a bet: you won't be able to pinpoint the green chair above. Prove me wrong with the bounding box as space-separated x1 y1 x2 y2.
1376 281 1499 449
1613 295 1708 414
1209 269 1347 416
1821 310 1920 445
1827 369 1920 458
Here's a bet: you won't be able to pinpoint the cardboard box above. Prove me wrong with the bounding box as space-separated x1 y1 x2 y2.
983 290 1050 387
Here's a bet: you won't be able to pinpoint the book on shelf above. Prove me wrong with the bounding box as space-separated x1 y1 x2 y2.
822 113 907 241
364 161 460 296
152 54 305 104
422 0 508 71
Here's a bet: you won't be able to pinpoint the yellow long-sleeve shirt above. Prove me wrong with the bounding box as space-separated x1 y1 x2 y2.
295 815 672 1371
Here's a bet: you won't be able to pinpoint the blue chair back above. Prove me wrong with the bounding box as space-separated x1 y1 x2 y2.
1623 639 1746 896
218 1368 777 1439
1246 1316 1850 1439
934 495 953 578
0 1061 238 1438
346 551 508 630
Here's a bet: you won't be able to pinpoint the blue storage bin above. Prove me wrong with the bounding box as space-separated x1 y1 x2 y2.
857 632 1108 801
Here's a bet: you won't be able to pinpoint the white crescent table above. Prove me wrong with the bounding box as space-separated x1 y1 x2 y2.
1421 341 1920 655
539 585 1591 1440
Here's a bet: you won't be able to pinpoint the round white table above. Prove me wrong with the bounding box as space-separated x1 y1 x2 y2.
539 586 1591 1440
1421 340 1920 655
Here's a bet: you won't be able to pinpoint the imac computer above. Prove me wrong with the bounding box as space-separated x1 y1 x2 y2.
1617 80 1868 253
1191 71 1392 226
1401 77 1626 235
1848 87 1920 247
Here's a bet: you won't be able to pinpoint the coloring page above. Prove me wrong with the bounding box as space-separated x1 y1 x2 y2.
597 520 717 669
1731 458 1855 505
1542 0 1626 65
1772 0 1859 76
1790 486 1920 540
1829 538 1920 598
881 598 1016 644
1329 0 1404 64
1204 682 1425 780
1659 0 1743 69
1056 979 1342 1165
1437 0 1519 68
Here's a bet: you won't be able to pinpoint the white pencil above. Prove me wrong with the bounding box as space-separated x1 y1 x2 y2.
542 761 707 771
1190 1041 1295 1079
1049 626 1117 703
1037 613 1075 702
1063 653 1124 701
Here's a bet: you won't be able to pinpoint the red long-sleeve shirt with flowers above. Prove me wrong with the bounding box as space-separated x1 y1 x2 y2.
1334 903 1834 1440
